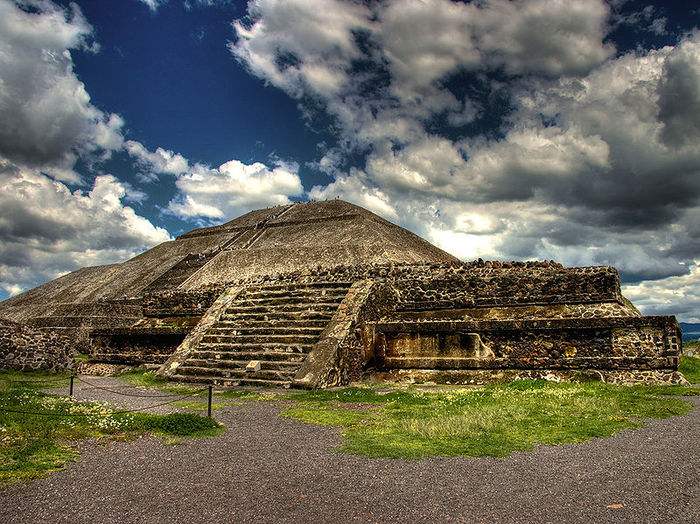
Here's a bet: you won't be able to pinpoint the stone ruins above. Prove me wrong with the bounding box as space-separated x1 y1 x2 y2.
0 200 686 386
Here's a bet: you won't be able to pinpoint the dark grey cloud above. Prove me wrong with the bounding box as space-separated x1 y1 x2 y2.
658 39 700 147
0 0 123 181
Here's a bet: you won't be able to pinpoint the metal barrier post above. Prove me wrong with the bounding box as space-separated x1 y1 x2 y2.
70 375 74 398
208 385 213 418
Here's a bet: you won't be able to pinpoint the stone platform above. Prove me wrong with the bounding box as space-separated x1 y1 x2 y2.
0 200 687 387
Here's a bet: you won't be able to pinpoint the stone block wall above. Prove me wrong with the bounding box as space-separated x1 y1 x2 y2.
83 261 664 381
90 327 189 364
374 316 681 373
392 266 622 310
396 302 639 322
293 280 397 388
142 289 223 317
0 318 74 372
158 287 244 377
89 290 221 365
206 261 624 313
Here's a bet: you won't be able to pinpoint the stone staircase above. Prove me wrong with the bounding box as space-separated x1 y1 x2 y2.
169 281 352 387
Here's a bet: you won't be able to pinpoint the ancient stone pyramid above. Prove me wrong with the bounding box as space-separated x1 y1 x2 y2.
0 200 685 387
0 200 457 325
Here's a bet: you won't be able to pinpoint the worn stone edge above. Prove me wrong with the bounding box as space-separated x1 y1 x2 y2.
156 287 241 378
292 280 376 389
371 368 691 386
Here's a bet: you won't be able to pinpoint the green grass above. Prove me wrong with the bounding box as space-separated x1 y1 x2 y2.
115 368 207 395
0 370 71 391
213 389 268 400
281 381 696 459
123 412 221 437
0 371 222 487
282 407 377 427
680 355 700 383
115 369 170 388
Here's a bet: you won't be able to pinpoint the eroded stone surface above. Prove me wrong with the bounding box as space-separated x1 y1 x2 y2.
0 200 685 387
0 318 73 372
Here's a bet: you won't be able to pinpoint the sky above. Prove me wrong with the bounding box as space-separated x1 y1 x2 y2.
1 0 700 321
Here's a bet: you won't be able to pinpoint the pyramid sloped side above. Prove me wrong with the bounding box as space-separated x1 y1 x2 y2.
266 199 366 224
0 231 238 322
0 200 458 321
255 215 455 257
0 265 119 322
177 205 289 239
180 215 458 288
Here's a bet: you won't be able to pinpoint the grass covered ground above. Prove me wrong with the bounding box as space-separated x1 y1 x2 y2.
681 354 700 383
115 369 268 400
282 379 699 460
117 363 700 461
4 354 699 485
0 371 222 487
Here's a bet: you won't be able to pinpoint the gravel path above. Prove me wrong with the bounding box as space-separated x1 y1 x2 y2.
1 377 698 523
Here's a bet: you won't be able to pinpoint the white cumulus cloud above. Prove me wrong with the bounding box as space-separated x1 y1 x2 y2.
0 159 171 296
168 159 304 221
136 0 166 11
125 140 190 181
0 1 172 298
0 0 124 182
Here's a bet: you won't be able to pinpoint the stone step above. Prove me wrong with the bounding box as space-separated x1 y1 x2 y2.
232 295 345 307
185 358 301 371
248 282 349 291
165 280 350 389
243 284 350 297
214 319 329 329
175 365 295 382
224 303 341 314
207 326 324 336
237 377 292 388
220 311 335 322
167 373 290 388
201 333 319 345
197 342 313 353
191 350 307 362
244 282 352 294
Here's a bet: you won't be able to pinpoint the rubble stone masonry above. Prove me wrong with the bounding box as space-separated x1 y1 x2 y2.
0 318 74 372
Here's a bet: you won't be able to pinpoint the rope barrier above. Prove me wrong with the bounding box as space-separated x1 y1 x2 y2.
76 376 203 398
0 388 207 418
2 376 72 385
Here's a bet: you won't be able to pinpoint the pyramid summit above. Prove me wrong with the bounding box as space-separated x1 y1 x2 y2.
0 200 685 387
0 199 456 322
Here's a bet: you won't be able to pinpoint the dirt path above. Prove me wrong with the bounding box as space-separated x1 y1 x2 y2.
1 377 698 523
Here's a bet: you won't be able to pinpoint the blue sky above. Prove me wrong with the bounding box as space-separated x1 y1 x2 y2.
1 0 700 321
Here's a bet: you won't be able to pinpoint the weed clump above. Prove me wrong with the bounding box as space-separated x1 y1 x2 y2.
128 412 220 436
680 355 700 383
